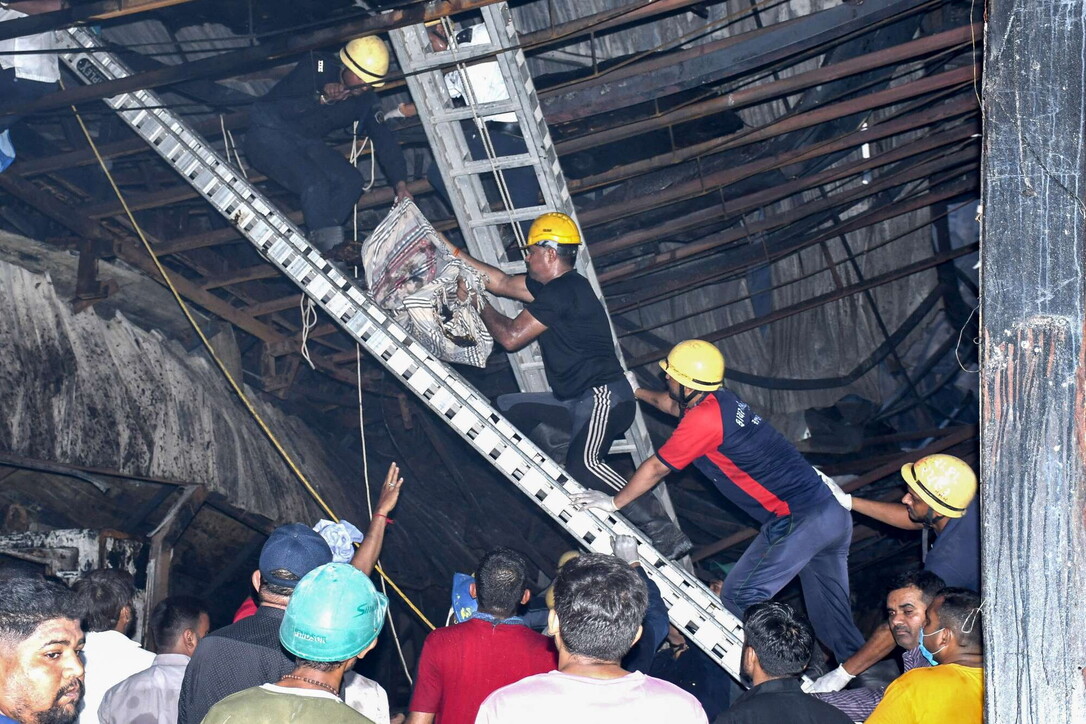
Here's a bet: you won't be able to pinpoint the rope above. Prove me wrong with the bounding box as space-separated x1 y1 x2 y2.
299 296 318 370
357 347 418 682
219 114 247 178
66 100 435 633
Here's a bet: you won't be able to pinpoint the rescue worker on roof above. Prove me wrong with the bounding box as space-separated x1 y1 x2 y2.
574 339 867 665
809 454 979 693
245 36 411 254
442 213 692 558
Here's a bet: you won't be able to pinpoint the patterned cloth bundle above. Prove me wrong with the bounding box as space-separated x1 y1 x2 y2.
362 200 492 367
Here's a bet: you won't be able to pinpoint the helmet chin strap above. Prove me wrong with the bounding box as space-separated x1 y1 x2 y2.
669 385 703 418
921 508 943 529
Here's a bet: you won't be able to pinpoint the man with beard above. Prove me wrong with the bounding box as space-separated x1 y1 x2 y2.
719 602 851 724
810 455 978 693
0 576 85 724
72 570 154 724
813 570 945 720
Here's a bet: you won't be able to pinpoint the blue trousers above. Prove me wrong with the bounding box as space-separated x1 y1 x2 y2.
0 68 56 133
722 498 865 662
244 125 364 230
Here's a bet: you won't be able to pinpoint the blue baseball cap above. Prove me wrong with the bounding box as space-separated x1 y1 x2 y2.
259 523 333 590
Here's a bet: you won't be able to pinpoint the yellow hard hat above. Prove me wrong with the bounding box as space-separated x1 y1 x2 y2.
340 36 390 88
526 212 581 248
544 550 581 609
659 340 724 392
901 454 977 518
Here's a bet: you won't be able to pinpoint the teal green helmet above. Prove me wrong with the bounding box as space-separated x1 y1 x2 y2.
279 562 388 662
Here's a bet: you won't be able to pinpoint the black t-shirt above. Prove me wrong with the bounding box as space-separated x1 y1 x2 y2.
525 271 623 399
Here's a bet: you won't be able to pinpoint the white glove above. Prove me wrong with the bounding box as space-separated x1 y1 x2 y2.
815 467 852 510
381 105 407 121
624 370 639 392
612 535 638 564
571 489 617 513
806 664 855 693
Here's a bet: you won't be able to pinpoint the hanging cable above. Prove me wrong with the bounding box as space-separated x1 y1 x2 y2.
357 347 416 683
220 114 247 178
65 97 435 633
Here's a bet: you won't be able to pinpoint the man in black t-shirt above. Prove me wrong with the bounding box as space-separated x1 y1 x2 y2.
245 36 410 253
444 212 691 558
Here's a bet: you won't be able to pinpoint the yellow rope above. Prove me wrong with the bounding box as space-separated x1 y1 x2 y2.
68 105 436 631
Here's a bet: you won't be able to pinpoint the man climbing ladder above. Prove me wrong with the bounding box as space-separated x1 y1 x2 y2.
441 214 692 559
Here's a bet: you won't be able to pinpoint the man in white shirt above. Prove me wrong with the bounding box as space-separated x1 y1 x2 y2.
476 553 707 724
72 570 155 724
0 0 62 132
98 596 210 724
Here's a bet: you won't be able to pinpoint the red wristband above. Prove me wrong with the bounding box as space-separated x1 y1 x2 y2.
374 513 394 525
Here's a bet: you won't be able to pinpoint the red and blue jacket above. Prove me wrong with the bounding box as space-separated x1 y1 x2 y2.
657 389 831 525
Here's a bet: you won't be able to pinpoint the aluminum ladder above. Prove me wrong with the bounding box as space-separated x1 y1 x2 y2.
56 25 741 678
388 5 659 468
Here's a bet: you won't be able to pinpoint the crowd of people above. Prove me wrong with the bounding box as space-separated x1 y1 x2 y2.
0 451 983 724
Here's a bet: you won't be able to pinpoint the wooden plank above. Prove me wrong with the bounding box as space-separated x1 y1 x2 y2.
145 484 207 608
980 0 1085 717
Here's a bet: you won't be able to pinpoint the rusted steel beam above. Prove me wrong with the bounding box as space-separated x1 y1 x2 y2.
0 0 510 119
539 0 933 123
690 424 978 561
596 135 979 284
0 0 196 42
592 98 976 260
575 65 976 208
624 240 978 372
16 113 249 177
557 24 978 156
520 0 720 49
609 174 977 312
591 96 976 258
201 264 281 291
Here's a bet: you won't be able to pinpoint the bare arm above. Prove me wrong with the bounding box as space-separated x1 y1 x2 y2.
436 233 531 302
613 455 671 509
350 462 403 575
405 713 434 724
850 496 923 530
633 387 680 417
840 623 897 677
480 302 547 352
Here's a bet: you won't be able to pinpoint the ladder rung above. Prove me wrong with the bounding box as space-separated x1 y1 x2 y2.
472 206 550 226
498 261 526 275
449 154 536 176
431 102 520 123
403 45 503 72
609 441 637 454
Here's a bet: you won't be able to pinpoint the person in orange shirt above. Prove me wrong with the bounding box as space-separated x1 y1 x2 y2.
866 588 983 724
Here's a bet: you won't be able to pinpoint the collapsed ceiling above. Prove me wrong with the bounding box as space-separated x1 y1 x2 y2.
0 0 980 690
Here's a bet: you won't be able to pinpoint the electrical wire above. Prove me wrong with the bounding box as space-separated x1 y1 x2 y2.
357 347 418 683
66 96 436 633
